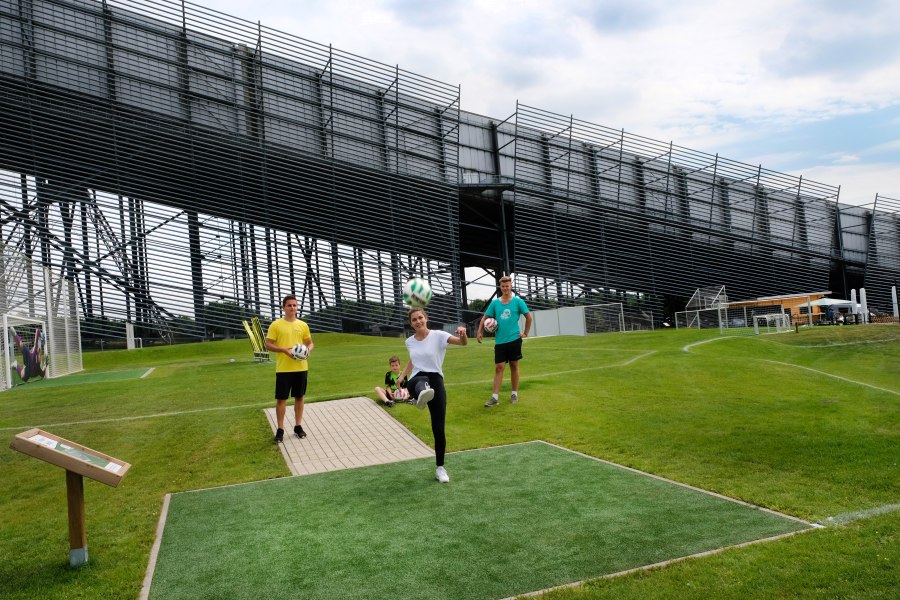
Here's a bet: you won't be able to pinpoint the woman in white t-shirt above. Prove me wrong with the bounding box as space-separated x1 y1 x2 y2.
397 307 468 483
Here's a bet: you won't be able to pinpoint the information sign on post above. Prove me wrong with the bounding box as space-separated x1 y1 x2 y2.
10 428 131 567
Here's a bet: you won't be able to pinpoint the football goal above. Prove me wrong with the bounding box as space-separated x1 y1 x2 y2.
0 244 82 389
753 313 792 335
531 303 625 337
2 315 48 388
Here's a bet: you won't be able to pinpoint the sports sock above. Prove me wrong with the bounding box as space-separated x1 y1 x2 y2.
491 393 498 400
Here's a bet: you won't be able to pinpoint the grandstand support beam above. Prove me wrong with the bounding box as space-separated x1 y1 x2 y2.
435 107 447 183
249 224 261 316
18 0 36 81
330 240 342 328
102 1 117 103
35 179 52 268
587 144 600 201
20 176 35 316
391 251 403 323
491 121 512 277
187 211 204 327
265 228 275 317
80 200 92 317
864 209 876 269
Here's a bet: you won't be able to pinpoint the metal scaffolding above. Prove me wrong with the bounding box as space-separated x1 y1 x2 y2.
1 0 898 344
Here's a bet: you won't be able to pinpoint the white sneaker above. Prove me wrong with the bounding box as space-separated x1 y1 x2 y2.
510 393 518 404
435 466 450 483
416 385 435 409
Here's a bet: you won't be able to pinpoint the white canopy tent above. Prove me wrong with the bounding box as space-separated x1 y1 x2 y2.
806 298 856 308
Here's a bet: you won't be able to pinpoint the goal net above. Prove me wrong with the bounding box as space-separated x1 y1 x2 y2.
753 313 792 335
675 304 790 336
584 303 626 334
531 303 625 337
2 315 48 388
0 244 83 389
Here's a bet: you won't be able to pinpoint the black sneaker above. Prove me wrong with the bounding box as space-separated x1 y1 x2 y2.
294 425 306 439
274 428 284 443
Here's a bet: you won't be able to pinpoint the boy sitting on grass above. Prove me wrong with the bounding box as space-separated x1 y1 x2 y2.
375 355 411 407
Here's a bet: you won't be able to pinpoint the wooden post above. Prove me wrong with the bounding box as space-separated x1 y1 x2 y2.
66 470 88 567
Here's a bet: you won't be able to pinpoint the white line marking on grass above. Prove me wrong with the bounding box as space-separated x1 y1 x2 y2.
822 503 900 526
683 337 731 352
761 360 900 396
756 329 900 349
538 350 657 377
141 368 155 378
2 352 656 432
0 402 272 432
447 350 657 388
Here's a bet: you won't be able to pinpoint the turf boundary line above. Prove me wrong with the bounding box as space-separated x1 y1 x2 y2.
140 492 172 600
503 528 812 600
761 359 899 396
141 368 155 378
141 439 816 600
525 441 816 528
496 440 819 599
1 352 656 432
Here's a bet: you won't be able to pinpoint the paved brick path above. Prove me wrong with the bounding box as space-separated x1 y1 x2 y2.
264 396 433 476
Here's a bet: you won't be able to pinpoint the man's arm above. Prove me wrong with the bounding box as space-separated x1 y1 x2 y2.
265 337 292 356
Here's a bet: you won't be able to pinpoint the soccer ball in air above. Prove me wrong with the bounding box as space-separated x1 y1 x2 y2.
483 317 498 333
291 343 309 360
403 277 433 308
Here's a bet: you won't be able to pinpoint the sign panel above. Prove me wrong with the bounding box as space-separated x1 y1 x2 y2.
10 428 131 487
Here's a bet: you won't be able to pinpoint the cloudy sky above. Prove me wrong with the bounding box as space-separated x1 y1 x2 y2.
193 0 900 209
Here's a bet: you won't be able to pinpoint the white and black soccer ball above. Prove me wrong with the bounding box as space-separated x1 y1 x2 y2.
291 343 309 360
403 277 433 308
483 317 498 333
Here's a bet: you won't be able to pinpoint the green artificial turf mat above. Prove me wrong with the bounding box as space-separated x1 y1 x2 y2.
12 367 150 389
148 441 810 600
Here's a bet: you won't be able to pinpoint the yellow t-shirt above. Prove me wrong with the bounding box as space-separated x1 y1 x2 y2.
266 318 311 373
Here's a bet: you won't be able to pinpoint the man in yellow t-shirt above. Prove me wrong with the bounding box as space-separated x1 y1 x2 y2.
265 295 314 443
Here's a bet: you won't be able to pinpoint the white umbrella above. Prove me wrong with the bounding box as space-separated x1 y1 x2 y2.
806 297 854 307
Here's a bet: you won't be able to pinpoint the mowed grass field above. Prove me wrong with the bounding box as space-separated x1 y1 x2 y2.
1 325 898 599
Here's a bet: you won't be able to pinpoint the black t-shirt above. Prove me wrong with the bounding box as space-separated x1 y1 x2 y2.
384 371 406 391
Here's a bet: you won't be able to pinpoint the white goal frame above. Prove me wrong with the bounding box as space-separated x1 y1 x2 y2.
753 313 792 335
1 245 83 389
530 303 625 337
2 314 48 389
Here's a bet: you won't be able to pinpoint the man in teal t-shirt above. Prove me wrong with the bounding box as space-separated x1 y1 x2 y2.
476 275 532 406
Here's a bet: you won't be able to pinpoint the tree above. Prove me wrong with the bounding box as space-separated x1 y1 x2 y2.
468 298 490 313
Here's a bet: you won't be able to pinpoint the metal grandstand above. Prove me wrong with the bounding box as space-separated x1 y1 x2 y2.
1 0 898 345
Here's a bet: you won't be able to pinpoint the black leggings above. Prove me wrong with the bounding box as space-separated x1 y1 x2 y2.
409 372 447 467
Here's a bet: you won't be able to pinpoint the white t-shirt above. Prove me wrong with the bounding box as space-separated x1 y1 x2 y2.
405 329 452 377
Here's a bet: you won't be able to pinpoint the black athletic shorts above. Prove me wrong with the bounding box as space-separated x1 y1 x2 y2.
494 338 523 364
275 371 308 400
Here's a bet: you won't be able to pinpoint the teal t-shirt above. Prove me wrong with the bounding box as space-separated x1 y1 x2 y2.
485 296 529 344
